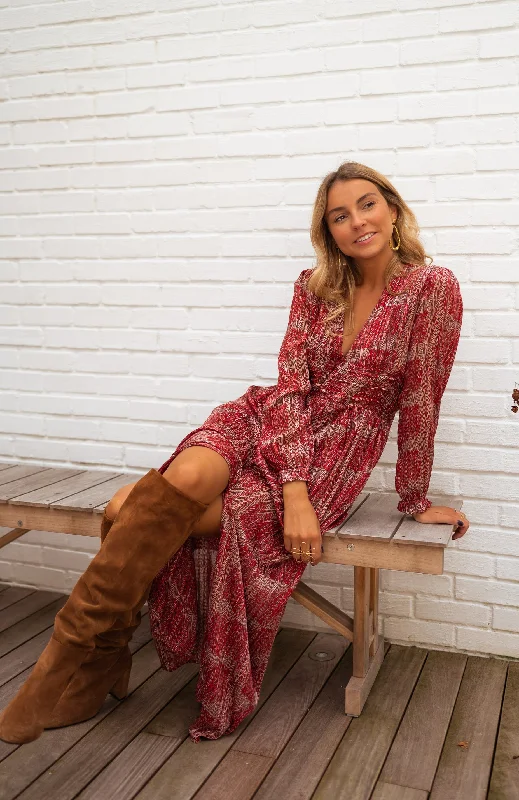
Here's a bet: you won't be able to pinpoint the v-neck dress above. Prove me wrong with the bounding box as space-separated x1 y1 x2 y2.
148 262 463 743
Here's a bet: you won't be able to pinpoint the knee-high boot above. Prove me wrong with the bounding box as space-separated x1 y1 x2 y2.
44 511 142 730
0 469 208 744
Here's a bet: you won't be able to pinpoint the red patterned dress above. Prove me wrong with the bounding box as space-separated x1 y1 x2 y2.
148 262 463 742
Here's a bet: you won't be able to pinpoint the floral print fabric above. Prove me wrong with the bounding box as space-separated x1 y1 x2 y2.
148 262 463 742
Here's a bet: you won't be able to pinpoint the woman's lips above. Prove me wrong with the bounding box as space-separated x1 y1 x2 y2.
354 232 377 245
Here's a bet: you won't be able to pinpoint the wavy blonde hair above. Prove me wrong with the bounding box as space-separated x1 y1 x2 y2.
307 161 432 338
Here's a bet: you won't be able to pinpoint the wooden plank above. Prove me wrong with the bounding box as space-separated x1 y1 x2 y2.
0 597 67 659
336 493 401 541
11 470 123 508
51 474 140 512
194 751 272 800
254 640 390 800
291 581 354 640
429 655 508 800
0 505 103 536
322 535 444 575
377 650 467 792
488 662 519 800
0 591 63 634
0 466 50 488
75 733 180 800
312 644 427 800
0 465 16 473
323 492 369 536
392 507 464 548
0 469 84 503
372 784 428 799
135 628 316 800
232 632 347 759
0 586 35 613
191 633 348 800
0 528 30 550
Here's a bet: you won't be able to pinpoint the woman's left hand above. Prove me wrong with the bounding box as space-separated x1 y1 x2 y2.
412 505 470 540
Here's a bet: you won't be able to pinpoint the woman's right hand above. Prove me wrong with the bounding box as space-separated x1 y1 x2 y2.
283 496 322 566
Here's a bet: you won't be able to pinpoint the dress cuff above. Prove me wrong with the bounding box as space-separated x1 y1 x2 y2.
280 468 310 485
397 496 432 517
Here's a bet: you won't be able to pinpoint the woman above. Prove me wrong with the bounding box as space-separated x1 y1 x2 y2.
0 161 469 746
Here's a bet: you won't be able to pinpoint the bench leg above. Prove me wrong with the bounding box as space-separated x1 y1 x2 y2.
345 565 385 717
0 528 30 549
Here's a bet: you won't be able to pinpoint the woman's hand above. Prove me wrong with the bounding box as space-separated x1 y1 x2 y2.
283 496 322 565
413 505 470 540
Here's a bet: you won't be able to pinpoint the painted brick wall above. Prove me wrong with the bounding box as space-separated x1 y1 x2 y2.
1 0 518 661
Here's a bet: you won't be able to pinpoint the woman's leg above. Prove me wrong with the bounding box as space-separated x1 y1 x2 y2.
3 447 230 739
106 445 229 538
0 463 211 744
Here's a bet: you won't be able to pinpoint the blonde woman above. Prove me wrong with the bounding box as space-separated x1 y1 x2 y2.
0 161 468 746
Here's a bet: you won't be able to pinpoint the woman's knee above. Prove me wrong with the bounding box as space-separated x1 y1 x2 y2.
104 478 222 538
105 482 137 521
162 446 230 505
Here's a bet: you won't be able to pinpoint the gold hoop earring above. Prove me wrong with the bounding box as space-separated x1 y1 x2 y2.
389 222 401 251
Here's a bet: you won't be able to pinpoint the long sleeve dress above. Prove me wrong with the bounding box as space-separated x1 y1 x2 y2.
148 261 463 743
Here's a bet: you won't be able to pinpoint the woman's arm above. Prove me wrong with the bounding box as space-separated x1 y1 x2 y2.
395 266 464 517
260 269 315 489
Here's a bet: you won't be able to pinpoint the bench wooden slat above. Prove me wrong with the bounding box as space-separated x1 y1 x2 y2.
337 493 401 541
0 463 16 472
10 469 123 508
324 492 368 537
51 473 142 512
0 468 85 503
0 465 51 488
393 517 456 548
392 497 464 547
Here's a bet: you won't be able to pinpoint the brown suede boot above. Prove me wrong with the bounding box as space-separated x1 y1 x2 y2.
45 511 142 729
0 469 208 744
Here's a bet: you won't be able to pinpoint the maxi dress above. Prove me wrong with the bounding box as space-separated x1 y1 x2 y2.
148 261 463 743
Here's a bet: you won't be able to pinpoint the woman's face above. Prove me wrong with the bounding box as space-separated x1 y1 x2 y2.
325 178 397 265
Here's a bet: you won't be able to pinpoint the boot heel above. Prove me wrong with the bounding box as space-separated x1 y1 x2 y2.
110 664 131 700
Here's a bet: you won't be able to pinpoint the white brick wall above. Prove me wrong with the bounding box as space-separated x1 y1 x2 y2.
1 0 518 661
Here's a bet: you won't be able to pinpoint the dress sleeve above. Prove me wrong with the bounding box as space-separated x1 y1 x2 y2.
259 270 315 485
395 266 463 516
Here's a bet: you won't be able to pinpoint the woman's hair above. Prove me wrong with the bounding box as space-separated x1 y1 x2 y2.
307 161 432 337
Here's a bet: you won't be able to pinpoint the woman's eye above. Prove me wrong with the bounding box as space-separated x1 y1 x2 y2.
334 201 375 223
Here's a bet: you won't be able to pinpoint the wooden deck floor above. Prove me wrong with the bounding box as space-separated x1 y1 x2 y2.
0 583 517 800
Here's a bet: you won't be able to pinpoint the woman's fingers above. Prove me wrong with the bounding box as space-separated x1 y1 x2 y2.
451 509 469 540
284 534 322 564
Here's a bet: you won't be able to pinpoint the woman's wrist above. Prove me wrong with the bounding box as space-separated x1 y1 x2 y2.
282 480 309 503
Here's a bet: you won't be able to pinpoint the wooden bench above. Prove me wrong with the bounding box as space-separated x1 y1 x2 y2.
0 462 461 719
